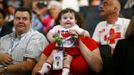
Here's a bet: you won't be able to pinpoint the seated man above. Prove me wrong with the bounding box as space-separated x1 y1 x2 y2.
0 7 49 75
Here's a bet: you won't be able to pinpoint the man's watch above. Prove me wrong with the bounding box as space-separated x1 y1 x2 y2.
3 66 8 73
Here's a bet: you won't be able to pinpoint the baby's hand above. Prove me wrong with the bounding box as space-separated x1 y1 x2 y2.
83 31 90 38
68 29 79 39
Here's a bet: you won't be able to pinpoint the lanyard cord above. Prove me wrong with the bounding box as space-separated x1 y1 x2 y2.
8 30 33 54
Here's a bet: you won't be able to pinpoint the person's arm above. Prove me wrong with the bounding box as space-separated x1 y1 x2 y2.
0 53 12 65
69 29 103 72
32 54 47 75
0 38 12 65
47 31 55 43
0 58 36 74
79 38 103 72
47 26 58 43
78 37 103 72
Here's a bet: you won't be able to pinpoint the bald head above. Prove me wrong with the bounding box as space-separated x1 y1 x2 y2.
102 0 121 15
112 0 121 13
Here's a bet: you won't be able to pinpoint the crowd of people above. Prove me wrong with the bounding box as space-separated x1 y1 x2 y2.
0 0 134 75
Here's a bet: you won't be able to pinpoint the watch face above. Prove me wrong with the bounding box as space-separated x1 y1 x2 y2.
4 66 8 72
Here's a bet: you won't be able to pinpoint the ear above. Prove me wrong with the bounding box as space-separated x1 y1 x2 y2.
113 7 118 13
75 20 77 24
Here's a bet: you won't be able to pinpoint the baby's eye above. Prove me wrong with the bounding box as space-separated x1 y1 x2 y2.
70 17 73 19
63 17 67 19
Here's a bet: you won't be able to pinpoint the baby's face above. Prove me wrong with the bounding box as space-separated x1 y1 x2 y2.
60 12 76 28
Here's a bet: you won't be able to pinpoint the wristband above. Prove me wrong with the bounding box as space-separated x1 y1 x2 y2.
3 66 8 74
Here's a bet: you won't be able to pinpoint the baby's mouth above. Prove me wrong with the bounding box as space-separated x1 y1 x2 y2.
65 21 72 24
66 23 71 25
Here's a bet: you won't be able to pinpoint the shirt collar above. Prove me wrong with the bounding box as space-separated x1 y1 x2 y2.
114 18 120 25
13 29 32 39
106 18 120 26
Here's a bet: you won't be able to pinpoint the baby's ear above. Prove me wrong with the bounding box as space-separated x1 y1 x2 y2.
75 20 77 24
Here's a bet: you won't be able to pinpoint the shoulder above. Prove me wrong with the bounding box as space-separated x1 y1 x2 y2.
1 33 13 39
115 38 134 55
96 21 107 28
118 17 130 24
120 38 134 44
52 25 61 28
30 30 47 40
94 21 107 32
50 25 62 30
49 25 62 33
28 30 49 44
116 39 131 47
0 33 13 43
117 39 126 44
71 25 82 30
118 17 130 21
74 24 79 27
31 30 44 37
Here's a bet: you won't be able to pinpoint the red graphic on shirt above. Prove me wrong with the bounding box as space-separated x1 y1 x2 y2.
61 32 70 38
60 30 70 38
104 35 107 41
104 28 121 44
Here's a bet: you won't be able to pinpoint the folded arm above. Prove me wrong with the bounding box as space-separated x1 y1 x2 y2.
0 58 36 74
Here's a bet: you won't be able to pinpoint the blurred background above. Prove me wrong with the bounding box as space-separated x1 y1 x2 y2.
0 0 134 37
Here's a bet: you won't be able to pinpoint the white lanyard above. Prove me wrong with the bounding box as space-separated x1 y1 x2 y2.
8 30 33 54
8 34 27 54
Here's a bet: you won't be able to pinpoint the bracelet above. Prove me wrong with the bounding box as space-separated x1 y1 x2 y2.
3 66 8 74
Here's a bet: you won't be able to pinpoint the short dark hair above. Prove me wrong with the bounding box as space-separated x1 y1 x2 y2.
14 7 32 20
0 9 6 18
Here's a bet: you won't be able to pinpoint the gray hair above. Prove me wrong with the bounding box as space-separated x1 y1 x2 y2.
48 1 61 10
